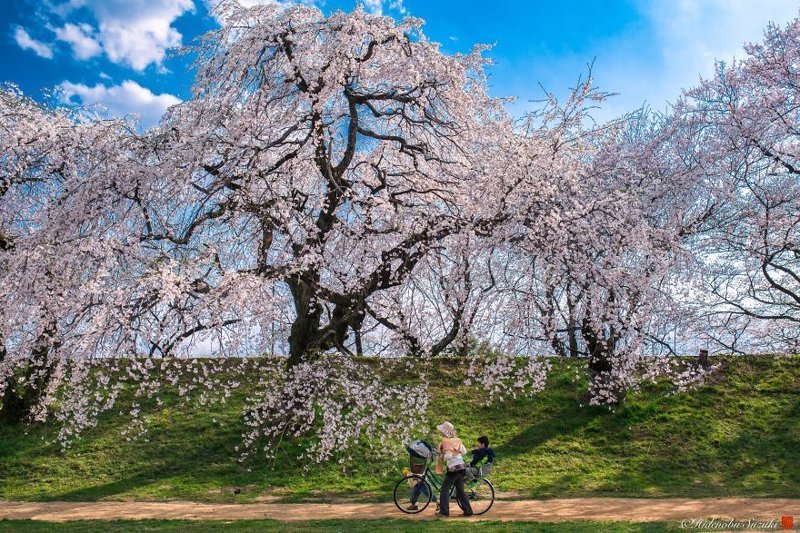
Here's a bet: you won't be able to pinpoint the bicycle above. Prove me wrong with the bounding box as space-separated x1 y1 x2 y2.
393 453 495 515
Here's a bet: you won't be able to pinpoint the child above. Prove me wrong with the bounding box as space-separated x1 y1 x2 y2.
466 435 495 481
405 439 436 511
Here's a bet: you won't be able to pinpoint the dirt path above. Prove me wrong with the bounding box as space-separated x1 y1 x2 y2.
1 498 799 523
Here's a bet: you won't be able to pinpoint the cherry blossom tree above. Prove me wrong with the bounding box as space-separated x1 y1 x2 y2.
0 85 137 421
669 18 800 354
0 4 525 451
0 1 742 455
144 3 523 365
484 82 722 403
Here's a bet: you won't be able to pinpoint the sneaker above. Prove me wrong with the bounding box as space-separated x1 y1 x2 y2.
407 503 419 511
435 512 449 518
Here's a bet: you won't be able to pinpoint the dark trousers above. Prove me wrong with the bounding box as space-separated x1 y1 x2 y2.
439 468 473 516
411 480 436 503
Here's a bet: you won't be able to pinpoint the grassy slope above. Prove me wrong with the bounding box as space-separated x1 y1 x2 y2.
0 356 798 503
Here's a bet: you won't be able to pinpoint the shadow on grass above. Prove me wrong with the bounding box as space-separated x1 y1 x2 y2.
494 401 605 461
603 391 800 497
2 356 800 503
483 358 800 499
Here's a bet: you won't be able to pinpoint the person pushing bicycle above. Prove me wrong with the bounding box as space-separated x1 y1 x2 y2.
434 421 473 517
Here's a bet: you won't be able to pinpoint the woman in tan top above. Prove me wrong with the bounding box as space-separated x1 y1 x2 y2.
435 421 474 517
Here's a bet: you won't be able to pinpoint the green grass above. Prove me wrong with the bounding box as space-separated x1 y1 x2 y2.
1 355 799 503
0 519 683 532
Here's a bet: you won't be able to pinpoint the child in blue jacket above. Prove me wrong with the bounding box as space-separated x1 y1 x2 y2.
466 435 495 480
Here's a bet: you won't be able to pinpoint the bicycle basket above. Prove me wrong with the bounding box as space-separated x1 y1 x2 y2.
406 439 434 459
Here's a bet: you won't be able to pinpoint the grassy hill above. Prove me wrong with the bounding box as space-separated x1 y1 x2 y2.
1 355 799 503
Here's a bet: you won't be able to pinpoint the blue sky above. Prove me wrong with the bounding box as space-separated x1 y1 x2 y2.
2 0 798 126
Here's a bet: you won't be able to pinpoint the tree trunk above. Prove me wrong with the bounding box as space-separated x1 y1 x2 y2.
286 275 352 366
0 343 26 422
567 319 580 358
287 278 323 367
551 334 567 357
354 328 364 357
0 334 57 423
583 323 625 405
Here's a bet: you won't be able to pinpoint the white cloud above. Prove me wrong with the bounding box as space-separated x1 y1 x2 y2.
13 27 54 59
639 0 799 102
596 0 800 119
231 0 284 6
389 0 407 15
52 22 101 60
207 0 406 16
360 0 406 16
503 0 800 122
58 79 181 127
52 0 195 71
205 0 317 15
362 0 384 15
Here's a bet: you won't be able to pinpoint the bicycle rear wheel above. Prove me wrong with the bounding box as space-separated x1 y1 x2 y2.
457 478 495 515
393 475 433 514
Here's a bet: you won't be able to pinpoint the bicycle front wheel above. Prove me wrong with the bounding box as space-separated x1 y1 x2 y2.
393 475 432 514
457 478 495 515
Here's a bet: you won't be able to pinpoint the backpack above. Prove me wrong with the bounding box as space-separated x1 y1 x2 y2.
406 439 434 459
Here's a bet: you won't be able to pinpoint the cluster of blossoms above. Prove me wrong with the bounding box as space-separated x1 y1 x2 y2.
238 355 428 464
589 355 720 405
2 3 800 462
42 355 249 448
464 349 552 403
